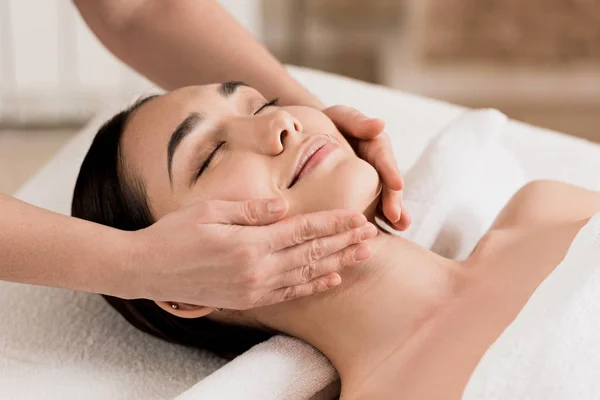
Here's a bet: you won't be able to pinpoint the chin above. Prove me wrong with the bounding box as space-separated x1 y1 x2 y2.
289 157 381 217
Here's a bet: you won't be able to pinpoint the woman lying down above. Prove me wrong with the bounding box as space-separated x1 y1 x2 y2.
71 82 600 399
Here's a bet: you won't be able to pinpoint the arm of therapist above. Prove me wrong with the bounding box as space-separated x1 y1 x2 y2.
0 193 374 309
73 0 410 230
0 0 406 309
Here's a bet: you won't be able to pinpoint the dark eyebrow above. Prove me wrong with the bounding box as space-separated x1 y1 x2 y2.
167 112 203 182
219 81 248 97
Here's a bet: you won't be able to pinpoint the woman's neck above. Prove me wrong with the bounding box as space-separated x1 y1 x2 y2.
253 228 467 386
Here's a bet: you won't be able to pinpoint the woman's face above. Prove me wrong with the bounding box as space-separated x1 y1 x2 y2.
120 83 381 220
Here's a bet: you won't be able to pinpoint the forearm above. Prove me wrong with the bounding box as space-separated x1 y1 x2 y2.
74 0 324 108
0 193 133 298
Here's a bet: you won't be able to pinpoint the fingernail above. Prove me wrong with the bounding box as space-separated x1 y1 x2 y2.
349 214 367 229
328 274 342 287
359 224 377 241
354 246 371 261
267 198 285 213
394 205 402 222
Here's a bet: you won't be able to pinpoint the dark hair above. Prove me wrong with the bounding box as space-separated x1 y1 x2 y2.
71 96 273 359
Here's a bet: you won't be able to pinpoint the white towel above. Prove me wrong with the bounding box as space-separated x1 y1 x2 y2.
174 336 338 400
397 109 525 260
463 212 600 399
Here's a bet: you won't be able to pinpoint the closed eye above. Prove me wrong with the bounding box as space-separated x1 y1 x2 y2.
195 141 225 181
253 98 279 115
193 97 279 182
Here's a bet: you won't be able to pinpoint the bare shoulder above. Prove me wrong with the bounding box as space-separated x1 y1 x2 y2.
489 180 600 230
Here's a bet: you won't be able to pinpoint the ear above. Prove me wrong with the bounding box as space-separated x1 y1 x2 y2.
154 301 215 319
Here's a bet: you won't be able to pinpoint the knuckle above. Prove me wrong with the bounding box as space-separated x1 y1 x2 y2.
312 279 329 293
301 263 317 283
243 201 261 224
334 215 347 233
282 286 298 302
373 143 387 159
308 239 325 263
339 247 356 267
245 269 263 286
294 216 313 244
234 244 258 263
350 228 362 243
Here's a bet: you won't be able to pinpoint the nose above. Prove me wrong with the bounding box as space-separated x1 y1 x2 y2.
227 110 303 155
258 110 303 155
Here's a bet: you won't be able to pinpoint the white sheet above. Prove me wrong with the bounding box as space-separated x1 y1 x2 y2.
4 66 600 399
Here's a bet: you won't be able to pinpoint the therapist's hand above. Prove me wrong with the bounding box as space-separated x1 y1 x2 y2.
324 105 411 231
126 197 377 309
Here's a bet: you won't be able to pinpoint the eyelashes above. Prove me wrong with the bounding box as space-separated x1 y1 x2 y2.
196 141 225 180
253 98 279 115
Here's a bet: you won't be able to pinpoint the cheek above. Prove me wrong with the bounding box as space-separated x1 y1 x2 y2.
289 157 380 217
180 159 279 208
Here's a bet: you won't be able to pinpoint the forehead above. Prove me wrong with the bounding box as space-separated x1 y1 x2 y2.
123 84 239 157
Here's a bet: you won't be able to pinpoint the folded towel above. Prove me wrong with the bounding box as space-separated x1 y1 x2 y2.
463 212 600 399
174 336 338 400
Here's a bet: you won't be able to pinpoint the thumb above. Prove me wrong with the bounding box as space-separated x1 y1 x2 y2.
323 105 385 140
204 197 289 226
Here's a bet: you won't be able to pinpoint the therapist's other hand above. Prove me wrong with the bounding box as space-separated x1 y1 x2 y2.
323 105 411 231
127 197 377 309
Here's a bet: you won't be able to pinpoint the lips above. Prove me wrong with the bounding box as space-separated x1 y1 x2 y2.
288 136 335 188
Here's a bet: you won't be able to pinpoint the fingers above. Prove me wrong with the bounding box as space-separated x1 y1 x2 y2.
253 273 342 307
398 208 411 231
202 197 289 226
378 189 411 231
272 221 377 276
356 133 403 191
323 105 385 140
381 186 402 228
275 241 373 288
266 209 368 252
324 104 402 190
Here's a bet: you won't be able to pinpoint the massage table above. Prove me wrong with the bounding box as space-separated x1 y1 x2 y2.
3 66 600 399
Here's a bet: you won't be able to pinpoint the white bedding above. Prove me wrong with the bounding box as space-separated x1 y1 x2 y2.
4 66 600 399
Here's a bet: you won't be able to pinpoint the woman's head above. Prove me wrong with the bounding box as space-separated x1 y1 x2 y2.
118 82 380 222
72 82 381 358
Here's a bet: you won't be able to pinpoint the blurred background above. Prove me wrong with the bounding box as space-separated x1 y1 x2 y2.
1 0 599 194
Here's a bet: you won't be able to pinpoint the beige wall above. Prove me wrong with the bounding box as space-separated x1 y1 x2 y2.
262 0 600 142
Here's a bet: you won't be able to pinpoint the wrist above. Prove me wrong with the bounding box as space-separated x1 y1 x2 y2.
91 228 144 300
114 229 147 300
